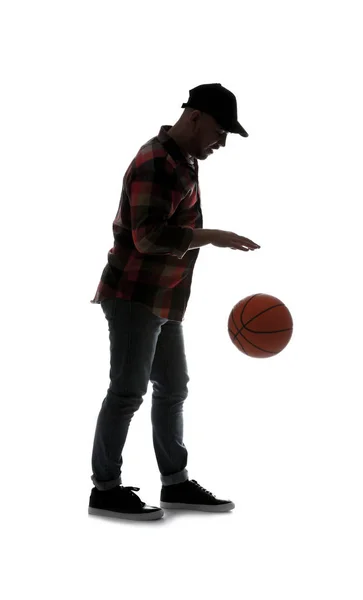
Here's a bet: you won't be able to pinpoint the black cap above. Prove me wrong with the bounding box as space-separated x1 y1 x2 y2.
181 83 248 137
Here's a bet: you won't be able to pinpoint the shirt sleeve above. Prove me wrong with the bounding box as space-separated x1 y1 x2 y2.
129 158 194 259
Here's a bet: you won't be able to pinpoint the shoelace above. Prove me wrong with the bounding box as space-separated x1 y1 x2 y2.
190 479 216 498
120 486 145 506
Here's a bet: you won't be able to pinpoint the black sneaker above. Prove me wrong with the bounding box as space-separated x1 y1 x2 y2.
88 486 164 521
160 479 235 512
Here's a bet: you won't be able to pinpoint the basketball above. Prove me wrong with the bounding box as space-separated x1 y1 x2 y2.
228 293 293 358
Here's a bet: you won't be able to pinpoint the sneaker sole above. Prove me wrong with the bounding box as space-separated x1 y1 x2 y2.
160 501 235 512
88 507 164 521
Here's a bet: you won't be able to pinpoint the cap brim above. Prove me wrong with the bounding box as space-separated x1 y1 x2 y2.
233 122 248 137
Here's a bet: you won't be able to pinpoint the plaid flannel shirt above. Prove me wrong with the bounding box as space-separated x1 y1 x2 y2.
90 125 203 321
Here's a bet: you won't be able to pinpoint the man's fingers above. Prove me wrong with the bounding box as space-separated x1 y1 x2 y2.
241 237 260 248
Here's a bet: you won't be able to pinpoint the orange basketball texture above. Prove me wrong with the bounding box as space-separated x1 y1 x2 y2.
228 293 293 358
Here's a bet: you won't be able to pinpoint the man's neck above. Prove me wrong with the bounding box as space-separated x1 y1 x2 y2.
168 126 193 161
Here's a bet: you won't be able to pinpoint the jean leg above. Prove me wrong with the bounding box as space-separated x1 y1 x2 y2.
91 298 166 490
150 319 190 486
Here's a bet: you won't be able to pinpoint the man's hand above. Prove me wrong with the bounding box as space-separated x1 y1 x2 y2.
210 229 261 252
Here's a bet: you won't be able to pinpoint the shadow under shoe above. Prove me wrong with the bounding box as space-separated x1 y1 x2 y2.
88 485 164 521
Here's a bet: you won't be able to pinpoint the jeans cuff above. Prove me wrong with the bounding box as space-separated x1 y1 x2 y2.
91 474 122 490
160 468 188 486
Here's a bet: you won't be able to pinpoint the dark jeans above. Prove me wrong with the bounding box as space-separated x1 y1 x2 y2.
91 298 190 491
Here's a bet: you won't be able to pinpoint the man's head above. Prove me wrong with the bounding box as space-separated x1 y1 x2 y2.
167 108 228 161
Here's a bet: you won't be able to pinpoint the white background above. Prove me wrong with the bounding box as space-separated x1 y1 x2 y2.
1 1 362 598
